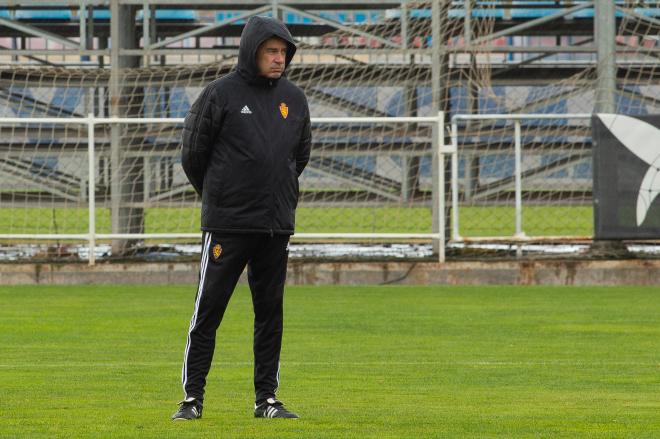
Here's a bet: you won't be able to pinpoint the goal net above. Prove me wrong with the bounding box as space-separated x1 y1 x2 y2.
446 1 660 258
0 1 658 261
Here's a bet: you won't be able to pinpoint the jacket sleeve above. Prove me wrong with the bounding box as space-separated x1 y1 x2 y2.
181 84 221 196
295 99 311 176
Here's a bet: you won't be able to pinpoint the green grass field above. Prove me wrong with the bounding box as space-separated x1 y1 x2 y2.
0 205 594 237
1 285 658 438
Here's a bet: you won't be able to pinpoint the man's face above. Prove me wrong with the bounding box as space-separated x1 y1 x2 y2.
256 37 287 79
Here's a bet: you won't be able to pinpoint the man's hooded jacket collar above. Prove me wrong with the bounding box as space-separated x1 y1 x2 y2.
236 16 297 86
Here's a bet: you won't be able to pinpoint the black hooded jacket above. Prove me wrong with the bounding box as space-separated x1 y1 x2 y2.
181 16 311 235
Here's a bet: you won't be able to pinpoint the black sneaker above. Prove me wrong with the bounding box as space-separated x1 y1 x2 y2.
254 398 299 419
171 398 203 421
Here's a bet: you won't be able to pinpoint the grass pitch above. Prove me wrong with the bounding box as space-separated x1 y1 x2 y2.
1 205 593 237
1 284 658 438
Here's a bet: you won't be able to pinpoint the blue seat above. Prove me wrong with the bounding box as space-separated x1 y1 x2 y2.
353 12 367 23
16 10 73 20
284 12 312 24
281 11 383 25
409 9 432 19
79 9 198 21
136 9 197 21
318 12 349 23
216 11 247 24
633 7 660 17
334 12 349 23
92 9 111 20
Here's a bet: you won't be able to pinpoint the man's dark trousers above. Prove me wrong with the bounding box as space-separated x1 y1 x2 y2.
182 231 289 403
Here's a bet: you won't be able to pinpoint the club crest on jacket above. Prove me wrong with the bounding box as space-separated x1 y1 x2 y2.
279 102 288 119
211 244 222 261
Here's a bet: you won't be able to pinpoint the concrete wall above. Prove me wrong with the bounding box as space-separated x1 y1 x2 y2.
1 260 659 286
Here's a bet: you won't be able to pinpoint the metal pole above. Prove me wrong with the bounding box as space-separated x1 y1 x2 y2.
271 0 279 18
514 121 523 238
437 111 445 263
143 156 151 203
0 116 443 125
464 0 479 202
110 0 121 249
401 1 408 51
451 158 459 240
464 0 472 44
402 72 419 203
87 113 96 266
453 113 592 121
431 0 441 255
143 0 150 67
595 0 616 113
110 0 143 255
451 121 460 241
79 0 87 52
592 2 632 257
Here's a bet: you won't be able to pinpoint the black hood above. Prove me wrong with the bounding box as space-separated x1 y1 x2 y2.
236 16 297 85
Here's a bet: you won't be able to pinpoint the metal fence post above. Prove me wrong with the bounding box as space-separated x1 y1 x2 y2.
450 121 460 241
451 138 460 241
87 113 96 265
438 111 445 263
514 120 523 239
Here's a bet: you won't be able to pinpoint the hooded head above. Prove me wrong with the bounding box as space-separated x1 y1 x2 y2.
236 16 297 85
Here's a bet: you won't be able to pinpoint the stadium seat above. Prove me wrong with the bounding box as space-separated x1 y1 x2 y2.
216 11 248 24
136 9 197 21
91 9 110 20
15 10 73 20
71 9 198 21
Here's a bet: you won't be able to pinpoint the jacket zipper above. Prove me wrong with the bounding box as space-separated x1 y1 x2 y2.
268 81 277 236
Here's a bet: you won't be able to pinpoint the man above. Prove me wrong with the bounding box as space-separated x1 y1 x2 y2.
172 16 311 421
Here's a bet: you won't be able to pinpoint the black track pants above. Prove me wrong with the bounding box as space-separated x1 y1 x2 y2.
181 232 289 403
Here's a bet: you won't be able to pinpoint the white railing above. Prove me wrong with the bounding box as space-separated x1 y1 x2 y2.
450 113 593 243
1 113 598 264
0 113 450 264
